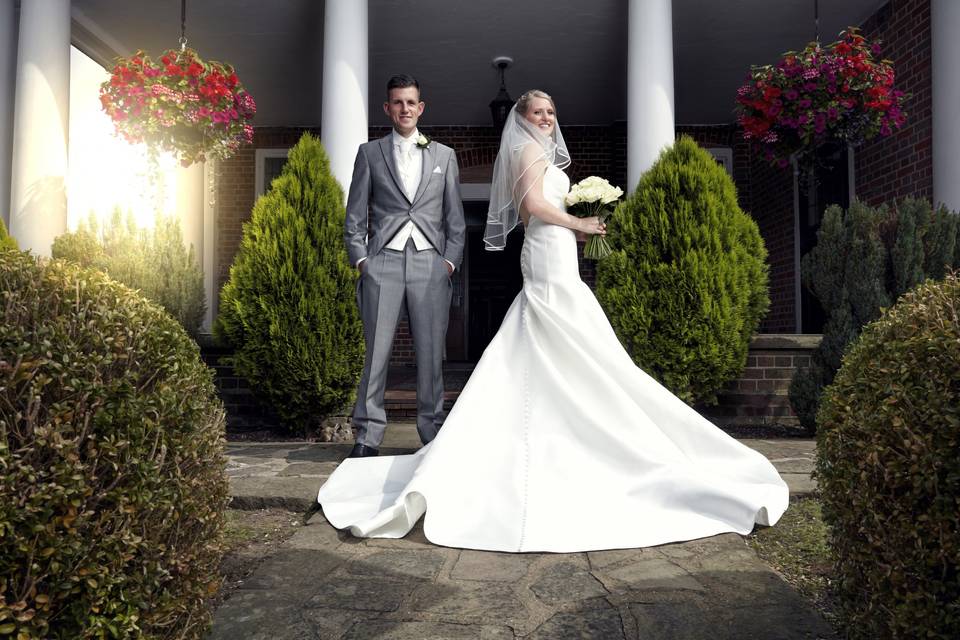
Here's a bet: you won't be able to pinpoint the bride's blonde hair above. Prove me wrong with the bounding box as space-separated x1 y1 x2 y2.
516 90 556 116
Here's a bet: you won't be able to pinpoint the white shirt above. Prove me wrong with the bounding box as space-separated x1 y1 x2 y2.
385 129 432 252
357 128 454 273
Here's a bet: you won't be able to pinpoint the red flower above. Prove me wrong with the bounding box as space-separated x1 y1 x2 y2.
735 26 907 169
100 46 256 166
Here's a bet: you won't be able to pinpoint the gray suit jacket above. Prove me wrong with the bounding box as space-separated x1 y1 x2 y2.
344 135 466 269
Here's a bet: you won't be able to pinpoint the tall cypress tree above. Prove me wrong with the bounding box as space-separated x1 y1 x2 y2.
216 133 363 430
596 135 770 405
791 197 959 432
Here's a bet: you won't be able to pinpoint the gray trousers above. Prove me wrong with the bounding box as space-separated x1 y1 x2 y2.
352 239 452 447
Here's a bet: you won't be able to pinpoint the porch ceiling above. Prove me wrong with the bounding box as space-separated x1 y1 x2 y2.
70 0 888 127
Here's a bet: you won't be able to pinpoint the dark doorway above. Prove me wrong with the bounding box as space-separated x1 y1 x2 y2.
797 142 851 333
457 201 524 362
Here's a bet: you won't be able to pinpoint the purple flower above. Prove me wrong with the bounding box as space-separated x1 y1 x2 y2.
814 114 827 134
799 98 812 109
785 89 799 100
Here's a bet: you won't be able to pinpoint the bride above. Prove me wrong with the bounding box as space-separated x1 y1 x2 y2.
317 90 789 553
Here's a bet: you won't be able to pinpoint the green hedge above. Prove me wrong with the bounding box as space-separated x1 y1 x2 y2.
215 133 363 431
791 198 958 432
816 272 960 639
596 135 769 404
52 210 206 337
0 217 16 251
0 250 228 639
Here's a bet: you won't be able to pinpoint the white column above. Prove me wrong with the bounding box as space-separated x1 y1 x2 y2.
202 161 217 333
932 0 960 212
627 0 675 192
175 161 209 330
176 162 205 267
9 0 70 256
321 0 368 194
0 0 16 232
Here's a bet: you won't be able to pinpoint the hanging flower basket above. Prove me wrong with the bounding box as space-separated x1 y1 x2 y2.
735 28 907 171
100 47 256 166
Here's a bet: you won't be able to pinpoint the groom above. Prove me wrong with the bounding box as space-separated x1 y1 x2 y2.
344 74 466 458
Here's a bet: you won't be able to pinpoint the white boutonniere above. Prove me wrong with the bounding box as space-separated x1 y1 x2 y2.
416 133 430 149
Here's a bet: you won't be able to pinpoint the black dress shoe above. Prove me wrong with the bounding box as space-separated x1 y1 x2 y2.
348 443 379 458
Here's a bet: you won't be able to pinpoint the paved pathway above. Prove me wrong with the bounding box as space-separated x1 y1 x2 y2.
212 427 831 639
225 425 817 512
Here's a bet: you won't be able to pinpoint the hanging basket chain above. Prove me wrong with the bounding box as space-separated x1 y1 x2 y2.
814 0 820 43
179 0 188 51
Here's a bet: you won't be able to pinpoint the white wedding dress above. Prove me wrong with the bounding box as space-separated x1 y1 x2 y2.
318 164 789 553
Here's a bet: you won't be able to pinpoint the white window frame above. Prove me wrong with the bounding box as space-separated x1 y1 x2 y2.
706 147 734 177
254 148 290 197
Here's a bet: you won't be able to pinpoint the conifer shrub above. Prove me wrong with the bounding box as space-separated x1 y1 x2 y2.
51 210 206 336
0 250 228 639
816 272 960 639
790 198 959 432
596 135 769 404
215 133 363 431
0 217 17 251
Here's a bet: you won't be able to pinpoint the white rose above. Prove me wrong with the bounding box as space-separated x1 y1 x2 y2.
601 186 624 204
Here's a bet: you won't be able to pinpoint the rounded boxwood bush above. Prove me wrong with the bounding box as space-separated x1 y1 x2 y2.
816 272 960 639
0 250 228 639
596 135 769 404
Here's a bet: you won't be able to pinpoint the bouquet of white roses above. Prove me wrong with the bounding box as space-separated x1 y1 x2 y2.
564 176 624 259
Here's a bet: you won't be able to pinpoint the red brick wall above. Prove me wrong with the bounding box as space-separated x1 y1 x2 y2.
749 157 797 333
698 335 818 428
856 0 933 205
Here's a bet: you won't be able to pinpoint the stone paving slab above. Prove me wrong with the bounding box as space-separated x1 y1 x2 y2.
210 516 835 639
213 431 831 639
226 425 817 511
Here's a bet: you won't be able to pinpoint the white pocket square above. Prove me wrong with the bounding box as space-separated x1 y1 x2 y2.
432 166 443 174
